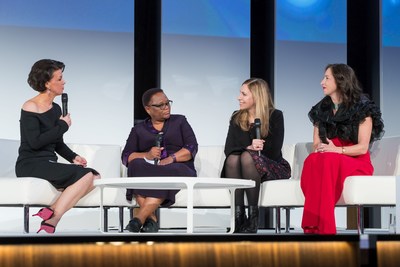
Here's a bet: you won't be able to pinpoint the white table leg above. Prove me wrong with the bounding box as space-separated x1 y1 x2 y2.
396 176 400 233
228 188 236 234
99 186 104 233
187 185 194 233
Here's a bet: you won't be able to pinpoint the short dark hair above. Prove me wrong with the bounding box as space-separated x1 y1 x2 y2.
142 88 164 107
27 59 65 92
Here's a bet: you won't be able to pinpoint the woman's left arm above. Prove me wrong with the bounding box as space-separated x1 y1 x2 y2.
262 110 285 160
160 147 192 165
341 117 372 156
159 116 198 165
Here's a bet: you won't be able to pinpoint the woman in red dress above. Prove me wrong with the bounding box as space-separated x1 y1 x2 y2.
301 64 384 235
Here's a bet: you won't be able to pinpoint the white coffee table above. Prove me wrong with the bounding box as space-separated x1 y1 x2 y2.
94 177 255 234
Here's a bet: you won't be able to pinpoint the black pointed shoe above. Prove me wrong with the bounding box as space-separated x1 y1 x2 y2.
141 218 159 233
125 217 142 232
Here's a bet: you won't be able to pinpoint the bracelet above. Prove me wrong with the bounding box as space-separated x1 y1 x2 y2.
341 147 346 154
170 153 177 163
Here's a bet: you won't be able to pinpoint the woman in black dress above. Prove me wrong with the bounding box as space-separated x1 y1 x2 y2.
15 59 100 233
122 88 198 233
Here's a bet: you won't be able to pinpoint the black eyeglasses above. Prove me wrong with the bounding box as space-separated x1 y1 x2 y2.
149 100 173 110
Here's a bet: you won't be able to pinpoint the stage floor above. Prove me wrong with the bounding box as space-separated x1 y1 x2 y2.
1 229 399 267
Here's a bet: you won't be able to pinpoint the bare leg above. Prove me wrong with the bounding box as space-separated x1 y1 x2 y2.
46 172 100 227
134 195 163 224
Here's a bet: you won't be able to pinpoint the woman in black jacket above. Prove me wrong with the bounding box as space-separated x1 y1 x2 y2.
221 78 291 233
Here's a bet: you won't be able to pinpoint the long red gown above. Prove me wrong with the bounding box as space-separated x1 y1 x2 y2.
300 137 373 234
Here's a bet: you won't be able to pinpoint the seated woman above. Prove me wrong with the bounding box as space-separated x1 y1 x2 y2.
121 88 198 233
221 78 291 233
15 59 100 234
301 63 384 235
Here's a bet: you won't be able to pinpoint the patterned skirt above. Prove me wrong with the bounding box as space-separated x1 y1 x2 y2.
248 150 291 182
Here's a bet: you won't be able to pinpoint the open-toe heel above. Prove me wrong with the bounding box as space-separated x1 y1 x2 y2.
32 207 54 221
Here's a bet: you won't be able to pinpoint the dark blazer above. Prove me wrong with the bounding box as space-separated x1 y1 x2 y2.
221 109 285 177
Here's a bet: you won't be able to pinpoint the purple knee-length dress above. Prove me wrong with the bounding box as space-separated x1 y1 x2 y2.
121 114 198 207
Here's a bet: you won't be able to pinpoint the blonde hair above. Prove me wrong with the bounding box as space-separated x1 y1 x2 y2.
233 78 275 137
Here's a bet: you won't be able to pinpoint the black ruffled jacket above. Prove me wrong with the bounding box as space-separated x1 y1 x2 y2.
308 95 384 144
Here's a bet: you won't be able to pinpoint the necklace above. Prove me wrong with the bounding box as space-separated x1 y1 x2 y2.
333 103 341 110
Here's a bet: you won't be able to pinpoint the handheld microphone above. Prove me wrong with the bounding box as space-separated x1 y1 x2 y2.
254 118 261 156
154 132 163 165
61 93 68 116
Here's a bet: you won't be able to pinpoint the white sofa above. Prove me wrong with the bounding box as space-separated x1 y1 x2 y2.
1 136 399 234
0 139 133 233
261 136 400 233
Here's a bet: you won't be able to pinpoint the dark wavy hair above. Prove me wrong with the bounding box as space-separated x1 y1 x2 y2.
142 88 164 107
27 59 65 92
326 63 363 108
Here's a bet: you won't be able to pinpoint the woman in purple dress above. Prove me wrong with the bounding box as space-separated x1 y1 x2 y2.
121 88 198 232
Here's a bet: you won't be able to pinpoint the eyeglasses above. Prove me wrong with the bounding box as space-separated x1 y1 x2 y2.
149 100 173 110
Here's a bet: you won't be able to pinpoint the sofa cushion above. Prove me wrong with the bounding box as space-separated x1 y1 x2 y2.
0 177 60 205
338 175 396 205
260 179 304 207
0 139 134 207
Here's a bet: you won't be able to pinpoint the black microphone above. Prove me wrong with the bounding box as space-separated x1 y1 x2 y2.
154 132 163 165
254 118 261 156
61 93 68 116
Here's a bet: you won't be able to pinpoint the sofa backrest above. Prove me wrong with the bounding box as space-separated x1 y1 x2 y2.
292 142 314 180
0 139 121 179
369 136 400 176
195 146 225 178
290 136 400 180
282 143 296 178
0 139 20 177
59 143 122 178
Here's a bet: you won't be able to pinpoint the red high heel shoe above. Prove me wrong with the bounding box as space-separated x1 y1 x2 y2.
32 207 54 221
37 220 56 234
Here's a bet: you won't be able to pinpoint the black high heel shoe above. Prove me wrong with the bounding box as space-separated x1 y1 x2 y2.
32 207 54 221
37 220 56 234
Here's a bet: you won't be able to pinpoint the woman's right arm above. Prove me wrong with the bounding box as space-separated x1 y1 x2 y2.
224 119 245 156
312 126 322 151
121 128 144 166
121 127 159 166
21 111 69 150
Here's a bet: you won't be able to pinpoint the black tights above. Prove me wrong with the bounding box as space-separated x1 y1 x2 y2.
224 152 261 206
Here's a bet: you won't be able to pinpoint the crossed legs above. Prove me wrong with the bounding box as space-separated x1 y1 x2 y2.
134 195 164 224
45 172 100 228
